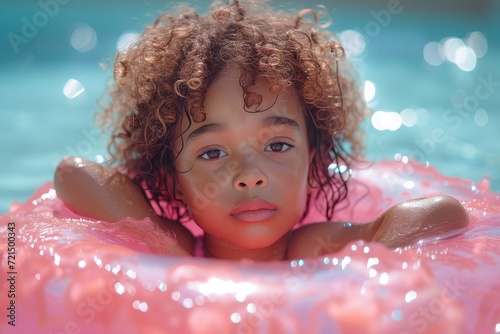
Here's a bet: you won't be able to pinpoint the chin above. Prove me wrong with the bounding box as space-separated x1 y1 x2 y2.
231 230 288 250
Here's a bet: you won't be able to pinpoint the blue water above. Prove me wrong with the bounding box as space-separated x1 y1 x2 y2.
1 0 499 213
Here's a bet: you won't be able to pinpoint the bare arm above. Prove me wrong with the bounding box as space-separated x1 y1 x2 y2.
288 195 469 259
54 156 194 256
368 195 469 247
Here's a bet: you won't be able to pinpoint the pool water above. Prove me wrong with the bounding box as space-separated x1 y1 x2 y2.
1 0 499 213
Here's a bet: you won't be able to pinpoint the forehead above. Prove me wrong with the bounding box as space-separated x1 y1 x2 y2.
173 66 309 152
202 66 305 125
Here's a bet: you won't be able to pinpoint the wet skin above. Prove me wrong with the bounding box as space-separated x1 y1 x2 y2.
54 68 470 261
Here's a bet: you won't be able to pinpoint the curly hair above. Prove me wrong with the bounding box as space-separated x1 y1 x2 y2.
97 0 367 223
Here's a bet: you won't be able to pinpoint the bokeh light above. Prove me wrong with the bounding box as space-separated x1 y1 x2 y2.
70 23 97 52
442 37 464 63
63 79 85 99
338 30 366 57
474 108 488 126
423 32 487 72
364 80 376 102
400 108 417 127
415 108 430 126
95 154 105 163
423 41 445 66
455 46 477 71
371 111 402 131
466 31 487 58
116 31 139 51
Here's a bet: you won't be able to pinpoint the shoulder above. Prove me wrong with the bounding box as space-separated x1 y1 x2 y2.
287 221 371 260
371 195 469 247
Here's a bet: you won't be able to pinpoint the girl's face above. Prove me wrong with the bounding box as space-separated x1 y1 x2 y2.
174 67 312 255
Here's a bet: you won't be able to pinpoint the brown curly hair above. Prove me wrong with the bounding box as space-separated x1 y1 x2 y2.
97 0 367 223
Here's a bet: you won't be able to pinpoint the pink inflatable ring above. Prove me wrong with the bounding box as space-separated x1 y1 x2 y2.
1 160 499 333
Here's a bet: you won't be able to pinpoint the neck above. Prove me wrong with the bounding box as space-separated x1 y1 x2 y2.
203 232 291 261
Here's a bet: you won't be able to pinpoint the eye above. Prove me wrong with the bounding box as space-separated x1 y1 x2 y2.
265 142 293 153
199 149 228 160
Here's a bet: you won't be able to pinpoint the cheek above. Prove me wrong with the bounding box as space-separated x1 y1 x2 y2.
274 162 309 202
290 155 311 187
293 158 311 206
174 154 201 195
176 176 206 216
176 166 225 213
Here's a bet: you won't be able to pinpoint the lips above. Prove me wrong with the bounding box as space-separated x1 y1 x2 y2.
230 199 277 222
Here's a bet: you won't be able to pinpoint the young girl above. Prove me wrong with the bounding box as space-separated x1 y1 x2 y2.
54 0 469 261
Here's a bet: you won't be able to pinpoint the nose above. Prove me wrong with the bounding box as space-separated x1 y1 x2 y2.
233 167 268 190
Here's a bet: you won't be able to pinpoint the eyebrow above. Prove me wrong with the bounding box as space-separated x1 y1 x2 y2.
186 123 226 143
186 115 301 143
261 115 301 131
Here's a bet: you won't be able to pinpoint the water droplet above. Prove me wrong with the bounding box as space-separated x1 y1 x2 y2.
111 265 121 275
182 298 193 309
114 282 125 295
246 303 257 313
195 295 204 305
379 272 389 285
78 260 86 268
341 256 351 269
126 269 136 279
230 312 241 323
158 282 167 292
405 290 417 303
171 291 181 301
54 253 60 266
94 256 102 268
132 300 148 312
391 309 403 321
139 302 148 312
